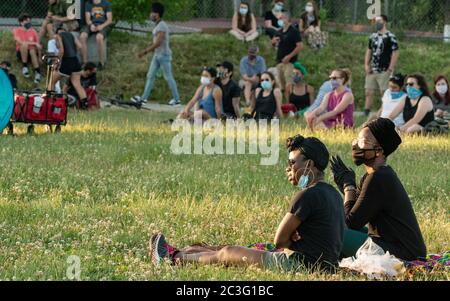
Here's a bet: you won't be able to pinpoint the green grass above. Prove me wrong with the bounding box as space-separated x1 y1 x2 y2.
0 30 449 280
1 30 450 109
0 110 449 281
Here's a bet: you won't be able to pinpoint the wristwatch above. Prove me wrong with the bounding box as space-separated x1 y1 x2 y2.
344 185 356 193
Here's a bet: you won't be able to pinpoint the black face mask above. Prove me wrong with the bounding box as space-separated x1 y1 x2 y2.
24 22 32 30
352 144 379 166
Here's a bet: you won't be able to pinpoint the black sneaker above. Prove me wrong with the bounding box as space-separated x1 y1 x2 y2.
149 233 179 266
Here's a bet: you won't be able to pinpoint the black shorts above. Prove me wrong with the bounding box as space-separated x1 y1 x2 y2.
16 50 31 62
58 57 82 77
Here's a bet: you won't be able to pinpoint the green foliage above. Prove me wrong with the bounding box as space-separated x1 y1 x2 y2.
110 0 195 23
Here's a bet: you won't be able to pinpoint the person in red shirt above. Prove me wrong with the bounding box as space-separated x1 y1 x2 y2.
13 13 42 84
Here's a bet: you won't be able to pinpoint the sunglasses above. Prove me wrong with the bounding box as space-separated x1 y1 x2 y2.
329 76 342 80
406 82 416 87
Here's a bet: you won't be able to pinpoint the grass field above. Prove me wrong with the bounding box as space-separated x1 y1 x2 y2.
0 31 449 280
0 110 449 281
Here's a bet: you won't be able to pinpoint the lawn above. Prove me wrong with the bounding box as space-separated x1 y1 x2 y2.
0 31 449 281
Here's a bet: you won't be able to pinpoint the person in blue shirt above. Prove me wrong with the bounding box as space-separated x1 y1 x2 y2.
239 45 267 107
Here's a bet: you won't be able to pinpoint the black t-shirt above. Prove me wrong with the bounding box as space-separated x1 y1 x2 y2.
67 73 97 97
289 182 345 265
264 11 280 28
345 166 427 261
368 32 399 73
219 79 240 117
277 26 302 63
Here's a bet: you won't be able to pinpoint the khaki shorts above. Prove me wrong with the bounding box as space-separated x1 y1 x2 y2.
276 63 294 90
365 71 390 92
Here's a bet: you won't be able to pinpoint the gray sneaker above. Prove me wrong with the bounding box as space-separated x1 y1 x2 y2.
131 96 147 104
168 99 181 106
34 72 41 84
22 67 30 78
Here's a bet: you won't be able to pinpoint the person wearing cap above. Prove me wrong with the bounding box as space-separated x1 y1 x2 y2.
367 73 406 127
281 62 315 117
217 61 241 119
178 67 222 121
13 13 42 84
264 0 285 38
331 118 427 260
148 135 345 273
239 45 267 107
229 1 259 42
0 61 18 90
132 2 181 106
272 11 303 102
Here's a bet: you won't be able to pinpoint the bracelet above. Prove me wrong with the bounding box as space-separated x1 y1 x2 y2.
344 186 356 193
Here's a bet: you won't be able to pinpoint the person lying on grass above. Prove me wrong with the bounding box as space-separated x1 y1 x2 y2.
331 118 427 261
149 135 346 273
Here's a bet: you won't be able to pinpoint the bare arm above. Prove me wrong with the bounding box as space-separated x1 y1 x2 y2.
316 92 354 123
365 48 372 74
313 92 330 117
232 97 241 118
388 50 399 73
388 98 406 121
249 14 257 33
55 35 64 59
274 88 283 118
74 36 82 51
184 86 203 113
213 88 223 119
401 97 433 130
139 31 164 58
283 42 303 63
97 11 113 30
307 85 315 105
274 213 301 249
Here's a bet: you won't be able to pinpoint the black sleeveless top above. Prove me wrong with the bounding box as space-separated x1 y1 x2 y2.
60 32 77 58
290 88 310 111
403 96 434 127
254 89 276 120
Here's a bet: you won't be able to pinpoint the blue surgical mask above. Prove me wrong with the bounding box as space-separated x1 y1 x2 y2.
331 80 340 90
406 86 423 100
297 160 311 190
390 90 404 100
274 4 283 12
239 8 248 15
261 80 272 91
277 19 284 28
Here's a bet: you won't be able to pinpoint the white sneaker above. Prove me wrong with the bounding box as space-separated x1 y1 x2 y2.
34 72 41 84
131 96 147 103
288 111 296 118
22 67 30 78
168 99 181 106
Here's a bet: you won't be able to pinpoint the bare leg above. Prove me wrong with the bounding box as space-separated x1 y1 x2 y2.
19 44 29 64
175 246 267 267
229 30 245 41
96 33 105 65
365 89 375 112
71 73 87 99
29 48 39 69
52 73 64 91
244 81 253 106
80 32 89 64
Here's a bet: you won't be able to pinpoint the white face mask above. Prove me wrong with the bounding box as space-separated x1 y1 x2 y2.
201 76 211 86
436 84 448 95
305 5 314 13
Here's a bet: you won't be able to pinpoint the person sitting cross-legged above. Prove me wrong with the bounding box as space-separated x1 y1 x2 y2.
149 135 346 273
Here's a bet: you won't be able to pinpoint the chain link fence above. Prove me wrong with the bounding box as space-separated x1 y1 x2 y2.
0 0 449 37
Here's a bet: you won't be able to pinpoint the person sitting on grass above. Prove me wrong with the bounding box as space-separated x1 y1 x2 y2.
389 74 435 134
250 71 283 120
431 75 450 119
299 1 326 49
281 62 314 117
239 45 267 107
308 68 354 130
367 73 406 127
331 118 427 260
264 0 285 39
13 13 43 84
229 1 259 42
217 61 241 119
149 135 345 273
178 67 223 121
